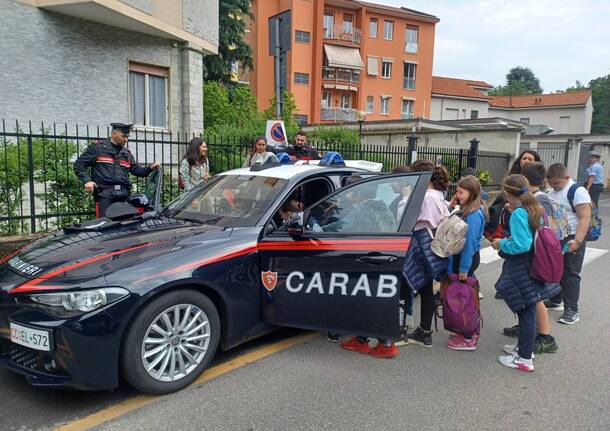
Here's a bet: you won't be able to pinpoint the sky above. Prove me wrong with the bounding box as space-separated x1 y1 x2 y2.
378 0 610 91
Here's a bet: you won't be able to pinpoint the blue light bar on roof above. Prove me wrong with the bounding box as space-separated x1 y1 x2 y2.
319 151 346 167
275 152 293 164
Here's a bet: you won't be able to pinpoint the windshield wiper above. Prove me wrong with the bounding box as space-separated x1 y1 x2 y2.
174 216 205 224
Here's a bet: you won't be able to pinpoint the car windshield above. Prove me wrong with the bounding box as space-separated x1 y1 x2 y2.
162 174 287 227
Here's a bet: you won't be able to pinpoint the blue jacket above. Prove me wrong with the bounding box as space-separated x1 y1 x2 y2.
403 228 448 294
448 208 485 274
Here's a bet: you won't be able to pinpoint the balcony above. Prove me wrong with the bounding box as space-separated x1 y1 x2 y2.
403 77 416 90
405 42 419 54
321 108 357 122
322 67 360 85
323 24 362 45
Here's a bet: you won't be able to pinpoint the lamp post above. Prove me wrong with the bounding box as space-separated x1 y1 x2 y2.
356 111 367 159
407 126 419 164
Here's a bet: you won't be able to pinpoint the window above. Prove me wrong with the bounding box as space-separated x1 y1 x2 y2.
343 14 353 34
294 72 310 85
341 93 351 109
401 99 414 119
323 11 334 38
369 18 378 38
321 92 332 109
471 110 479 119
380 96 391 114
381 61 392 79
295 30 311 44
366 96 374 113
383 20 393 40
520 117 530 125
294 114 308 126
405 26 419 53
559 116 571 133
306 176 419 233
403 62 416 89
129 63 168 128
367 56 378 76
445 108 459 120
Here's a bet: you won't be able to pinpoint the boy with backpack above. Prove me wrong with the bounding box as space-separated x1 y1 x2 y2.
544 163 592 325
503 162 561 353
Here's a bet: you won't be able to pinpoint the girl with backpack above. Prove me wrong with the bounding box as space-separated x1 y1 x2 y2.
400 160 450 348
491 174 545 372
446 175 486 351
179 138 210 191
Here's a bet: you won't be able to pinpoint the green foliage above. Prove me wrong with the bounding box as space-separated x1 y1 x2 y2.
564 80 586 93
310 126 360 146
489 66 543 96
203 81 231 130
477 169 492 186
264 91 299 138
590 74 610 134
203 0 253 83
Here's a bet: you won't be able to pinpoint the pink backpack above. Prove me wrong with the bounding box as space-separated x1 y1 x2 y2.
442 273 481 338
530 216 564 283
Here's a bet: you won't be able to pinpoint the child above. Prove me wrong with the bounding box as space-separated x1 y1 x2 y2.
502 162 559 353
446 175 486 351
492 174 545 372
545 163 591 324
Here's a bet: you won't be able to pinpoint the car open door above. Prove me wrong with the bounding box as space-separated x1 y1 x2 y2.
258 172 430 340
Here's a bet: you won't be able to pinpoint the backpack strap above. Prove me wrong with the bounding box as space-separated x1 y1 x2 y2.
566 183 579 213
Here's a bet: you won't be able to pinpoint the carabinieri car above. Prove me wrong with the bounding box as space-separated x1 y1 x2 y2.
0 154 431 394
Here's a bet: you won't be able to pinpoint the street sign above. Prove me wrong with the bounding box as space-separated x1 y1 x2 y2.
268 10 291 55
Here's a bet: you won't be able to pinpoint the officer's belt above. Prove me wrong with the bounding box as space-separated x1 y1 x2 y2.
96 184 128 191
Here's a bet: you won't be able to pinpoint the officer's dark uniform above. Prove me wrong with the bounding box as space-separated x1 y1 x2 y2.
287 144 320 160
74 124 153 218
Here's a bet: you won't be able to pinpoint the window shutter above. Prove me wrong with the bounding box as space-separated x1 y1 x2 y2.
367 56 378 76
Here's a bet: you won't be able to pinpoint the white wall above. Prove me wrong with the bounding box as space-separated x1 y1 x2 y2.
430 96 489 121
489 105 591 134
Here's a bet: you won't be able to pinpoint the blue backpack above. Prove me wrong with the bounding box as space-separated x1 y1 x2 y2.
567 184 601 242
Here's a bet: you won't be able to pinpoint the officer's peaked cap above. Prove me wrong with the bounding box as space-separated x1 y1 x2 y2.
111 123 133 135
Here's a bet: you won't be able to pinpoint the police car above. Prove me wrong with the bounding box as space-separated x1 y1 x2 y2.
0 153 430 394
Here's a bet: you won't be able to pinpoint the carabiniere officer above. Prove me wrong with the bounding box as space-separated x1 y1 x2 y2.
74 123 160 218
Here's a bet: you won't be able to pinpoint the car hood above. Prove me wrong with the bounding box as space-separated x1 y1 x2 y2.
1 218 235 290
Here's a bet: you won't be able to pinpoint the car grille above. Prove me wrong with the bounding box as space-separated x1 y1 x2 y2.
9 344 39 370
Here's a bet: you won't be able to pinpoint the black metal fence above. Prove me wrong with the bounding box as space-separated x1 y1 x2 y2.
1 120 511 236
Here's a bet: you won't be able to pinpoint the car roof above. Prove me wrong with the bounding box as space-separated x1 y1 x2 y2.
217 160 383 180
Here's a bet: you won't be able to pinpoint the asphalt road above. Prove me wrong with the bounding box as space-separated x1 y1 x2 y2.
1 198 609 431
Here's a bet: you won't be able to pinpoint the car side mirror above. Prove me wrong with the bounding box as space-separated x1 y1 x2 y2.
286 212 304 236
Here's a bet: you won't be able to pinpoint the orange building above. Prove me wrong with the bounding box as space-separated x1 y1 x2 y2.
243 0 439 125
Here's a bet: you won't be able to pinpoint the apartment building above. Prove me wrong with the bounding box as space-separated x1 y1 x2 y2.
244 0 438 125
1 0 219 136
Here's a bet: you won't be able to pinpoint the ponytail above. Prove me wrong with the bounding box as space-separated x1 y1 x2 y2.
502 174 542 231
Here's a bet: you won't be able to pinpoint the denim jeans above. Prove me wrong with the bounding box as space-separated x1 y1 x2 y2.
517 303 536 360
552 236 586 311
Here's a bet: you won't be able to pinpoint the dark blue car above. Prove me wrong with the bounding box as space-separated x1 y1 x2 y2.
0 159 430 394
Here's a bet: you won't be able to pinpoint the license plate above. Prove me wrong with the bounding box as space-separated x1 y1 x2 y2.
10 322 52 352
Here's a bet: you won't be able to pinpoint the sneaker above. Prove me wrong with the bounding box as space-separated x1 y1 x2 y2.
502 344 535 359
369 343 399 358
494 291 504 300
447 334 477 351
544 299 564 311
340 337 370 354
534 334 558 353
498 353 534 372
327 332 340 343
558 309 579 325
503 324 520 338
478 290 484 300
407 327 433 347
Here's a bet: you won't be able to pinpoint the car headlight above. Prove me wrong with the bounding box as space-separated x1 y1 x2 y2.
22 288 129 318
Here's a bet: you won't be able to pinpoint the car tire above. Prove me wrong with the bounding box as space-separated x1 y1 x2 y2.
121 290 220 395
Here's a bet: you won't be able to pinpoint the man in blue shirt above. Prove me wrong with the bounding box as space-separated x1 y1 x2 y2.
585 151 604 207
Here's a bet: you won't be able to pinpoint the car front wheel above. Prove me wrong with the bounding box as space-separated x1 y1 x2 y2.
121 290 220 394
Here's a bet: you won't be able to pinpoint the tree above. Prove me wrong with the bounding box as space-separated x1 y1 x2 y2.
203 0 253 83
264 92 299 136
590 74 610 134
203 81 230 129
565 80 586 93
489 66 543 96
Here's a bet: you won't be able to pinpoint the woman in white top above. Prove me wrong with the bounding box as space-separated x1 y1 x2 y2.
243 136 277 167
179 138 210 191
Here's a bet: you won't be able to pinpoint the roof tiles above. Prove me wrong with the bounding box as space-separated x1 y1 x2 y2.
489 90 592 108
